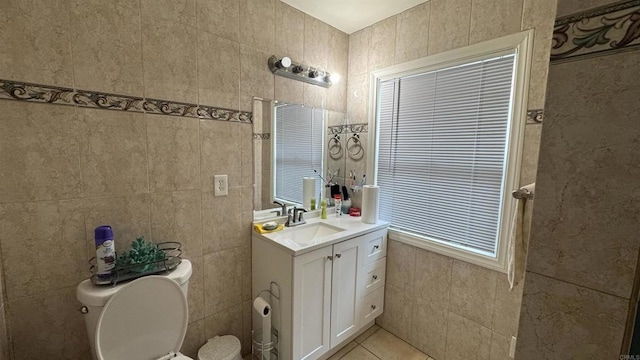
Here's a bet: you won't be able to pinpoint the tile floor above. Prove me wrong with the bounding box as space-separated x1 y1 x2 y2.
243 325 432 360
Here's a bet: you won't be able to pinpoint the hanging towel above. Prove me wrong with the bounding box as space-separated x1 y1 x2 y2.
507 183 535 290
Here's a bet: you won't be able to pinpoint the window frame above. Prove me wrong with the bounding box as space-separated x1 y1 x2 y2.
367 30 533 273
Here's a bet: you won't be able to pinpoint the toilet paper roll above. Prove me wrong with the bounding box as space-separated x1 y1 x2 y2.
303 177 316 209
361 185 379 224
253 296 272 359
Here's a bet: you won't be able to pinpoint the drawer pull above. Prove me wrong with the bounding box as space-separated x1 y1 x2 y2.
327 256 333 261
372 275 378 280
373 245 380 250
371 305 377 310
335 253 342 259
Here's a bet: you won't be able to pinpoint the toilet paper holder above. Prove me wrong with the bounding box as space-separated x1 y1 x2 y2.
252 282 281 360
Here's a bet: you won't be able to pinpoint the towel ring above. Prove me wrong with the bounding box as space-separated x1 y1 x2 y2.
347 133 363 159
329 134 343 159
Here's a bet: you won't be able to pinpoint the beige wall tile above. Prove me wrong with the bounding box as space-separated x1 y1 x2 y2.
240 45 274 111
469 0 524 45
141 0 195 26
70 0 143 96
427 0 471 55
275 1 304 60
408 299 447 360
519 124 541 186
385 240 416 295
201 189 244 254
78 109 148 197
196 0 239 42
348 28 370 76
0 102 81 203
413 248 452 309
449 260 498 328
327 27 349 112
6 287 90 359
527 51 640 298
522 0 557 109
395 3 429 64
203 247 243 315
200 120 243 189
0 200 85 300
147 114 200 192
516 272 628 359
242 300 252 355
361 328 426 360
304 15 330 70
275 76 304 105
489 331 511 360
198 32 240 109
492 275 522 337
181 318 206 358
240 124 254 189
142 17 197 103
83 194 151 259
376 283 413 341
187 256 205 323
369 17 396 71
0 0 73 86
241 245 252 301
0 305 8 360
239 0 275 53
204 302 243 340
150 190 202 259
346 73 369 125
445 311 491 360
303 83 327 109
556 0 619 17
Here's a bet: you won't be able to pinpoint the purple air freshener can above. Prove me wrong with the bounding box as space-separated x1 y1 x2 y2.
94 225 115 276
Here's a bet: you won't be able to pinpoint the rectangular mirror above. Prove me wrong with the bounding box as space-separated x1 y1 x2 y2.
252 98 367 220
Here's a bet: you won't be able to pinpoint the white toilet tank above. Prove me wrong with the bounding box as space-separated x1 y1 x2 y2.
76 260 192 359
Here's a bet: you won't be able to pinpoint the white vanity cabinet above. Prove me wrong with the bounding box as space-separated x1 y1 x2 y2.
252 227 388 360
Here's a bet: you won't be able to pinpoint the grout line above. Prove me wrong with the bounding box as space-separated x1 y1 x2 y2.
526 270 631 300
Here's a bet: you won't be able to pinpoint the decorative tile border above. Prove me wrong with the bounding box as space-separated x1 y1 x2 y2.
0 79 252 123
328 123 368 135
253 133 270 140
527 109 544 123
551 0 640 62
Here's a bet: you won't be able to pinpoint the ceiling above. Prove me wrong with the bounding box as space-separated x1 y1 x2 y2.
282 0 429 34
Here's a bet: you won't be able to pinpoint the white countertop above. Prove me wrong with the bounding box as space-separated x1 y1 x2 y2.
253 212 389 256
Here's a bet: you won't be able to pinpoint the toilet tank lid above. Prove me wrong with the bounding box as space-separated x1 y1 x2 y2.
77 259 192 307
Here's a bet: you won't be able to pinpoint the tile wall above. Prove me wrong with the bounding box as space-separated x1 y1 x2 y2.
0 0 347 359
516 0 640 357
345 1 557 359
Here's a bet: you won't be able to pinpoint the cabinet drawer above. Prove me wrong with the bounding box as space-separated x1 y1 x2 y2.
359 229 387 266
359 286 384 324
360 258 386 298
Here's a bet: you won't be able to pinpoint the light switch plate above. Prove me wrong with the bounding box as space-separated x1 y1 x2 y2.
214 175 228 196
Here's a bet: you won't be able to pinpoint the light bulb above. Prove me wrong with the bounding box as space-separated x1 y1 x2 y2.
276 56 291 69
328 73 340 83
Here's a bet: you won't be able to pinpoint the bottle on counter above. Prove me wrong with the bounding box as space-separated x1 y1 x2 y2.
334 195 342 217
321 198 328 219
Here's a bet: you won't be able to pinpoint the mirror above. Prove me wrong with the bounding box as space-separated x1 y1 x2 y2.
252 98 368 219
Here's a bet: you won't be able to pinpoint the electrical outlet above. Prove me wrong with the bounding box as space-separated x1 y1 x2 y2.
509 336 517 358
214 175 228 196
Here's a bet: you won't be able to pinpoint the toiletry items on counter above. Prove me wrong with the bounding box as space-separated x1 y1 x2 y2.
95 225 115 279
334 195 342 216
321 198 327 219
341 185 351 215
361 185 380 224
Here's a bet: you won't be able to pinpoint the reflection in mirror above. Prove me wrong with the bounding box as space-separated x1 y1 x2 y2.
252 98 368 220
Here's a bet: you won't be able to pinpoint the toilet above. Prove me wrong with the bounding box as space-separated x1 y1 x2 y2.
76 260 242 360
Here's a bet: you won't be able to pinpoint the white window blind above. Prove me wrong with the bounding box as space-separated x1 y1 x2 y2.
377 54 516 257
274 104 324 204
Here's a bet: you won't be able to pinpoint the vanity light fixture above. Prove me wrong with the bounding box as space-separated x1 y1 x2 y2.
268 55 335 88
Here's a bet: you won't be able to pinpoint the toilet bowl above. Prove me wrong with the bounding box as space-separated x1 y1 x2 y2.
77 259 243 360
77 260 193 360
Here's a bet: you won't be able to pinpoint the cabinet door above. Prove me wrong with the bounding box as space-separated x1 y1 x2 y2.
293 246 333 360
330 237 360 348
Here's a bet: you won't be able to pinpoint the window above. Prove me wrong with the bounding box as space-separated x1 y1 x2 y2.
371 31 532 271
273 104 324 205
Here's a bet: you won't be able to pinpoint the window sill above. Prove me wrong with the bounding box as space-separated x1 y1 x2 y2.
388 228 508 274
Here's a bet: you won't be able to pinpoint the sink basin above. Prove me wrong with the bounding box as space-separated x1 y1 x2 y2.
278 222 346 246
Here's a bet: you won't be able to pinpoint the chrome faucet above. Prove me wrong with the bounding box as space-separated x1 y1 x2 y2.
286 207 308 227
273 200 287 217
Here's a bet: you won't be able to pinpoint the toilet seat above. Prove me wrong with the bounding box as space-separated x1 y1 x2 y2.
95 276 189 360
